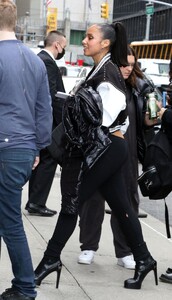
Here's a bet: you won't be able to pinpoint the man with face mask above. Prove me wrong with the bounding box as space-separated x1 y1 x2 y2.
25 31 67 216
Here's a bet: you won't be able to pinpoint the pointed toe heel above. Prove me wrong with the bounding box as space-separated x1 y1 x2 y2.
34 257 62 288
124 256 158 289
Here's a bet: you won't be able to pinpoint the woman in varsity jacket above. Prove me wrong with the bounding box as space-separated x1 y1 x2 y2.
34 22 157 290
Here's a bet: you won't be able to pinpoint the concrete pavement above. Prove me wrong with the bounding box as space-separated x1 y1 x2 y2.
1 166 172 299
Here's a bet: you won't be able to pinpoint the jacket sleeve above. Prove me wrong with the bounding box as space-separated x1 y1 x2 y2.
44 59 59 101
43 59 65 127
161 108 172 144
35 67 53 151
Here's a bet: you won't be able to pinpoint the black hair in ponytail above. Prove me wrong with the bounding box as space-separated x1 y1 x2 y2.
98 21 128 67
110 22 128 67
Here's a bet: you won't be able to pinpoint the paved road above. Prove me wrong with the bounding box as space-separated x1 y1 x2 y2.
1 166 172 299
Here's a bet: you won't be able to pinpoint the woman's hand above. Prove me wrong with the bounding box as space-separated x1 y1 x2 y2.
144 99 162 126
144 112 159 126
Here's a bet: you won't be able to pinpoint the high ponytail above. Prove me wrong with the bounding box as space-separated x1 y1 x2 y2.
110 22 128 67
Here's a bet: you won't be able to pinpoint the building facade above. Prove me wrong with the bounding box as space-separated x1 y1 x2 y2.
15 0 114 63
112 0 172 43
14 0 172 63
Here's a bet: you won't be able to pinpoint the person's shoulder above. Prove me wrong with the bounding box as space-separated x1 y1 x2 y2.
21 44 43 61
38 50 48 58
22 45 47 72
38 50 56 66
104 60 124 83
105 59 117 69
97 60 116 78
38 50 52 61
104 60 120 75
135 76 154 95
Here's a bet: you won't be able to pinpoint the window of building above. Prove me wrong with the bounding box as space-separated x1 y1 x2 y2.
70 30 85 46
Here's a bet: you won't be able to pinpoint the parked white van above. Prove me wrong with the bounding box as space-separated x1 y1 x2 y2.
138 59 170 91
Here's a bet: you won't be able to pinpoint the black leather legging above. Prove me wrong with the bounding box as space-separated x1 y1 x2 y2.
45 135 149 262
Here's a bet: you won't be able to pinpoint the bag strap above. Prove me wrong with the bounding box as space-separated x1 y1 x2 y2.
164 198 171 238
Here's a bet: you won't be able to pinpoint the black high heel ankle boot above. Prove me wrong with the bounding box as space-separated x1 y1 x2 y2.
34 257 62 288
124 256 158 289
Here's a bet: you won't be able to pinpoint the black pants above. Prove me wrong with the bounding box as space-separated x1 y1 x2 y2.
79 180 139 257
28 148 58 206
79 192 133 258
45 135 149 262
79 192 105 252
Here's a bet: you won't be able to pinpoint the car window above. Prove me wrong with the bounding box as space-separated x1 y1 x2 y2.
138 59 170 77
77 67 92 78
78 68 87 78
158 64 169 76
59 66 81 77
145 62 169 76
145 63 159 75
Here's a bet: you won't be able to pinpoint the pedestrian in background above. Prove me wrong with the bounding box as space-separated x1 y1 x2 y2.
159 58 172 284
78 46 157 268
0 0 52 299
34 22 157 290
25 30 66 217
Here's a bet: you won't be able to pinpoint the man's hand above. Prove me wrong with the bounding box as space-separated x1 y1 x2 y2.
32 156 40 170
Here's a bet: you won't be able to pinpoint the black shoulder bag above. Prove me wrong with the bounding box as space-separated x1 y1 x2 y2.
138 129 172 238
47 122 66 166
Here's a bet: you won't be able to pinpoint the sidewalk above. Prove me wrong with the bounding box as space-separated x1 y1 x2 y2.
1 167 172 299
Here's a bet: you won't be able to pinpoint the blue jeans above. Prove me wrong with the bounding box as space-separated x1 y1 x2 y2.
0 148 37 298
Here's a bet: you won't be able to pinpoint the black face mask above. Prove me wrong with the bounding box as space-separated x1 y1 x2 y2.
56 48 65 60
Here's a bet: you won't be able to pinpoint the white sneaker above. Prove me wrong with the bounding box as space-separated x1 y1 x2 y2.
117 255 135 269
78 250 95 265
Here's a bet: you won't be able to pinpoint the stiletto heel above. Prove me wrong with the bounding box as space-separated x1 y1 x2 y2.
56 263 62 288
153 262 158 285
34 257 62 288
124 256 158 289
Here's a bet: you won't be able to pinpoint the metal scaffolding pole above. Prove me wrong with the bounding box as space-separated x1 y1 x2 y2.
43 0 47 37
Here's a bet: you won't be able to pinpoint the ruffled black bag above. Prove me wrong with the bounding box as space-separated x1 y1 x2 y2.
47 86 111 169
63 85 111 170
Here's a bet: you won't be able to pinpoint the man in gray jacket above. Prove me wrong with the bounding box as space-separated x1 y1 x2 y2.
0 1 52 299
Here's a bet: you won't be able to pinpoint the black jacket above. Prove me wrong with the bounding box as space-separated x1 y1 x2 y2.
161 106 172 144
63 59 126 170
38 50 65 128
63 85 111 170
132 76 154 163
